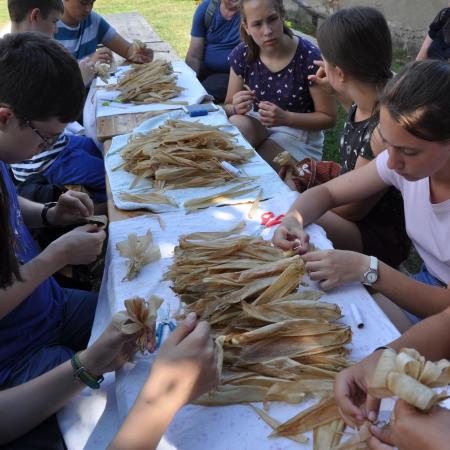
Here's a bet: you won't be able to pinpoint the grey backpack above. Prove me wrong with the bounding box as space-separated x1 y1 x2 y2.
203 0 221 31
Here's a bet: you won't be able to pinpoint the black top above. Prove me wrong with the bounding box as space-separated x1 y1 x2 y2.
428 7 450 61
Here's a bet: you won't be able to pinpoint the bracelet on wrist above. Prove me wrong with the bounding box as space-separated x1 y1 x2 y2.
41 202 57 227
71 352 104 389
373 345 394 354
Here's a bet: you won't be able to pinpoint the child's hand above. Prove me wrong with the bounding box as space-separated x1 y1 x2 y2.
47 224 106 267
149 313 219 406
272 215 310 254
47 190 94 226
258 101 288 127
308 60 336 95
127 46 153 64
231 89 256 115
78 57 96 85
91 47 113 65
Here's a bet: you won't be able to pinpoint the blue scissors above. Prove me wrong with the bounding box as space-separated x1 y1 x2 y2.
155 304 176 350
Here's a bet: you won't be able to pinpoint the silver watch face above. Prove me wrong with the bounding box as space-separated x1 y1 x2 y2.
366 270 378 283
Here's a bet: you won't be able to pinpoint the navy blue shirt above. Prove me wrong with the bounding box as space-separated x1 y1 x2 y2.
428 7 450 61
0 162 64 385
191 0 241 73
229 37 320 113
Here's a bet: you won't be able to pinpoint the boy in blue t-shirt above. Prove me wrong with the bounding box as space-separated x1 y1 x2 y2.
186 0 241 102
55 0 153 64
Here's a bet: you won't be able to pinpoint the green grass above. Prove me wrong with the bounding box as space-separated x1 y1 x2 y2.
95 0 196 58
0 5 9 28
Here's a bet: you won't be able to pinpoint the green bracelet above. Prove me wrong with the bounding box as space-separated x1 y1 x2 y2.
71 352 104 389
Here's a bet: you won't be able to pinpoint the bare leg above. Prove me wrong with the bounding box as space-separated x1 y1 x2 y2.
372 292 414 333
229 114 268 148
256 138 286 170
315 211 364 252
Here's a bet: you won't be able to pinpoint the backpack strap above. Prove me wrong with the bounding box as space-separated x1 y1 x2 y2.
203 0 221 32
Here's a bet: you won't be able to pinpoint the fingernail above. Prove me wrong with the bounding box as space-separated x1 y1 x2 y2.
187 312 196 322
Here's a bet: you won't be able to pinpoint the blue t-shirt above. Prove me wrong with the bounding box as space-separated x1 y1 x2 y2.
191 0 241 73
55 11 117 60
229 37 320 113
0 162 64 385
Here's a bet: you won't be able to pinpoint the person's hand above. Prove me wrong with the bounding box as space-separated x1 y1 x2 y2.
302 249 369 290
258 101 288 127
148 313 219 407
46 223 106 267
91 47 113 65
307 60 336 95
368 401 450 450
232 89 256 115
47 190 94 227
334 351 382 428
127 45 153 64
79 322 144 377
272 215 310 254
79 57 96 85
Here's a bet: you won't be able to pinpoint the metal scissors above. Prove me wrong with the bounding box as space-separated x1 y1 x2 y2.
155 304 176 350
253 211 285 235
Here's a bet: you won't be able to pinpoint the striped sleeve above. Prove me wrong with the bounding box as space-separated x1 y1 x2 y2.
10 135 69 183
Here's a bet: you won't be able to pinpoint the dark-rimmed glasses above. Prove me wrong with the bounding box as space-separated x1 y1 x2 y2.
24 117 61 149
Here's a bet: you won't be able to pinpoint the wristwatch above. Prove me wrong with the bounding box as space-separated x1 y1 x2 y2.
362 256 379 286
41 201 57 227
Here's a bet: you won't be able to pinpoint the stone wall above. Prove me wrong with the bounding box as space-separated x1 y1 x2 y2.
284 0 449 57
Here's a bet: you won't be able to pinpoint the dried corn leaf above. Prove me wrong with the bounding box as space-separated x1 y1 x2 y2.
112 295 163 352
120 191 178 207
247 188 264 219
314 419 345 450
184 184 259 212
116 230 161 280
273 395 341 437
180 221 246 241
333 421 371 450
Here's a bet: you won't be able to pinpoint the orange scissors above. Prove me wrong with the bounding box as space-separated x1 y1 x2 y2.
253 212 285 235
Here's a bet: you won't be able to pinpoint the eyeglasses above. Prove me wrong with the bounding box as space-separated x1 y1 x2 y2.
24 118 61 149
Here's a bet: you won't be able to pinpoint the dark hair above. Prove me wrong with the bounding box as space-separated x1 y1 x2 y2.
8 0 64 22
0 175 22 288
317 7 392 91
0 32 84 123
380 60 450 142
240 0 293 63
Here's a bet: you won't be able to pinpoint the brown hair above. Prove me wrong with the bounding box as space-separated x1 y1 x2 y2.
239 0 293 63
317 7 392 92
380 60 450 142
8 0 64 22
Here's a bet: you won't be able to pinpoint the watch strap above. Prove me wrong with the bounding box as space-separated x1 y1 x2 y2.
41 202 57 227
71 352 104 389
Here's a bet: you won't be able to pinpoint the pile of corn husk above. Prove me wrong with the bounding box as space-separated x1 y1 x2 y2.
369 347 450 411
114 59 183 104
112 295 163 352
116 230 161 281
164 222 352 445
116 119 254 190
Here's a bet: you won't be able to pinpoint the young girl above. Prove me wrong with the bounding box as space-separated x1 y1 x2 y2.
224 0 336 166
273 60 450 323
299 7 411 268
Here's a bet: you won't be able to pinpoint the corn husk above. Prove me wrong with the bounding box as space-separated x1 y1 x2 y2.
87 214 108 228
118 119 254 191
112 295 163 352
120 191 178 207
114 60 183 104
369 347 450 411
314 419 345 450
116 230 161 280
333 421 371 450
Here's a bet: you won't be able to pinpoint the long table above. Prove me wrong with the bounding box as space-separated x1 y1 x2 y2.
62 12 401 450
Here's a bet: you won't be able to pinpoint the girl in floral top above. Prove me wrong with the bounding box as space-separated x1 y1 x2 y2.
224 0 336 167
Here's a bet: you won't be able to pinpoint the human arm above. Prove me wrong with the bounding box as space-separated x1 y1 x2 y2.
0 322 141 445
185 36 205 75
105 34 153 63
79 57 96 85
0 223 105 319
223 68 256 117
109 314 218 450
272 158 388 253
19 190 94 228
334 307 450 428
257 83 337 131
416 35 433 60
368 400 450 450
